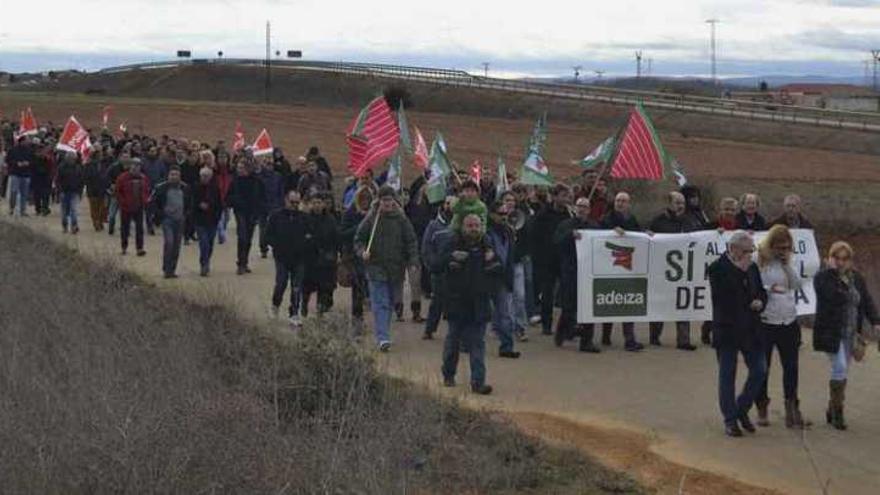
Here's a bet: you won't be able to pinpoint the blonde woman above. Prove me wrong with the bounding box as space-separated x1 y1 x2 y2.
754 225 809 428
813 241 880 430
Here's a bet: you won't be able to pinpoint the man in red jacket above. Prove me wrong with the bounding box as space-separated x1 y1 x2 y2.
115 158 151 256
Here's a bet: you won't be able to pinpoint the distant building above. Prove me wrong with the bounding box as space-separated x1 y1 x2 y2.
776 84 879 112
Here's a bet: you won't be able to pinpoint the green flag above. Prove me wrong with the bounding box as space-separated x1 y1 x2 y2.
387 148 403 192
426 132 452 203
580 135 616 169
520 113 553 186
496 155 509 195
397 101 412 154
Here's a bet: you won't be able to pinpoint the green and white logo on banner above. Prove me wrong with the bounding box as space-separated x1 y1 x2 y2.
592 278 649 317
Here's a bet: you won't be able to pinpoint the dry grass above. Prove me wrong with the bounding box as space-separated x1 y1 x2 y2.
0 221 640 494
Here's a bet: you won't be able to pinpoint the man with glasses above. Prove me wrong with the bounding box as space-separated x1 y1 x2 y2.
708 231 768 437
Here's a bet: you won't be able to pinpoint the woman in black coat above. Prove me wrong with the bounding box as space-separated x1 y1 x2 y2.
813 241 880 430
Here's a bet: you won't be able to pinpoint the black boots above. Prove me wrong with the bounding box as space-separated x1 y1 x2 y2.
756 398 770 427
784 399 811 429
411 301 424 323
827 380 847 430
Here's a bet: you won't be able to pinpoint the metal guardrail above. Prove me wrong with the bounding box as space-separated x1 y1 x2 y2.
92 58 880 132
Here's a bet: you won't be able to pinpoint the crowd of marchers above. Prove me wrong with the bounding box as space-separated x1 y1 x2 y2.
2 118 877 434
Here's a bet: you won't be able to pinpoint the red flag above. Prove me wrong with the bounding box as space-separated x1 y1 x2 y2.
346 96 399 177
19 107 38 137
470 160 482 183
609 105 666 180
102 106 111 128
412 126 429 170
232 121 246 152
56 116 92 162
251 128 273 156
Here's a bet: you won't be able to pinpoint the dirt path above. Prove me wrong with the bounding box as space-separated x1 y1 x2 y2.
7 209 880 495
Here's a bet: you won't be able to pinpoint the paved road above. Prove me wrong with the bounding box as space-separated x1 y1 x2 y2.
8 206 880 495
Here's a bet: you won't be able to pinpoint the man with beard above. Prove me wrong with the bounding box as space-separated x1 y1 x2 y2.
486 194 521 359
297 155 332 198
142 144 168 235
600 191 645 352
151 167 192 278
530 184 574 336
354 185 419 352
439 214 501 395
553 196 602 352
227 160 266 275
302 192 338 317
648 191 699 350
306 146 332 179
266 190 310 327
421 195 457 340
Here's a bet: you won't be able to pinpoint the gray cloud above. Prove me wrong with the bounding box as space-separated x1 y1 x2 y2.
789 27 880 51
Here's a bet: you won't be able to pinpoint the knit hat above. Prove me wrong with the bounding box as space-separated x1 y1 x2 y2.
377 184 397 200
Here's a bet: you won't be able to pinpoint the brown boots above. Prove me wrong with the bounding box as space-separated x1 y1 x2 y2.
784 399 811 429
827 380 848 431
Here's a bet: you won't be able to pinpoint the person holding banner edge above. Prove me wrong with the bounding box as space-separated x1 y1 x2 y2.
648 191 700 350
600 191 645 352
708 231 768 438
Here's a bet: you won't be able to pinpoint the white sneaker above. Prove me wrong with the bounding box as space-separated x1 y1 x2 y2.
270 306 280 319
378 341 392 352
289 315 302 328
529 315 542 325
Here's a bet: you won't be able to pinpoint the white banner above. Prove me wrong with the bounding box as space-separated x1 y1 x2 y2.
576 229 821 323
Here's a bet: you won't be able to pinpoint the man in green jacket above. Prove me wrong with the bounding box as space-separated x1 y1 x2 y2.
354 185 419 351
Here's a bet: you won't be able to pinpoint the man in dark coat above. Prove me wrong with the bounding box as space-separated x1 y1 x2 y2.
648 191 699 350
553 196 602 352
266 190 310 326
255 158 285 258
600 191 644 351
735 193 767 232
486 197 520 359
302 192 338 317
5 136 34 217
83 147 109 231
421 195 457 339
439 213 500 395
192 167 223 276
339 187 374 333
227 160 266 274
55 151 84 234
529 184 573 335
708 231 768 437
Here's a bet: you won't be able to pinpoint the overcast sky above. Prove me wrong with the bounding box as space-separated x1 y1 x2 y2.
2 0 880 77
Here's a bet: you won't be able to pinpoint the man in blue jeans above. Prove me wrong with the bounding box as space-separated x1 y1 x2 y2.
5 136 34 217
708 231 768 437
192 167 223 276
150 167 191 279
440 214 500 395
354 185 419 352
486 196 520 359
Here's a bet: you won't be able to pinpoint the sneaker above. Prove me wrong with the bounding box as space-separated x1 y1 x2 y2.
378 341 392 353
676 343 698 351
200 266 209 277
738 415 756 433
270 306 280 319
236 266 247 275
422 332 434 340
499 350 521 359
136 250 146 257
163 273 178 279
443 377 456 387
471 384 493 395
624 342 645 352
579 344 602 354
529 315 542 325
244 267 252 274
289 315 303 328
515 329 529 342
71 226 79 235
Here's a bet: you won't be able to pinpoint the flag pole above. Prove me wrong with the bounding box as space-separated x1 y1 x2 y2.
586 160 611 202
365 207 381 256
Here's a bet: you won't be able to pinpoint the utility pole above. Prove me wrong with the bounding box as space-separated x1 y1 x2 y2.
635 51 643 79
481 62 489 77
647 58 653 76
706 19 719 86
265 20 271 103
871 49 880 92
864 59 872 88
594 70 605 82
572 65 582 83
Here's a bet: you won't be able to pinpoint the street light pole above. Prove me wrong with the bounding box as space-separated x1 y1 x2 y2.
265 20 271 103
481 62 489 77
706 19 720 86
